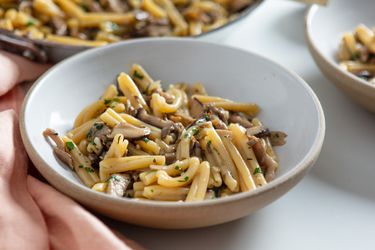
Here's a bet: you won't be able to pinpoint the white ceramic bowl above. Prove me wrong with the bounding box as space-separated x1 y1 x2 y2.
20 39 325 229
305 0 375 112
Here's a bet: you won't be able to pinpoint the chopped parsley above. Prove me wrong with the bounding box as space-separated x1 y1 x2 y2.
153 158 157 163
66 141 75 151
143 137 150 143
85 167 95 173
191 127 199 136
26 20 36 26
133 70 144 79
104 99 112 105
178 176 189 182
104 97 120 106
78 164 84 168
207 140 212 147
204 114 210 121
151 189 154 193
174 165 181 171
253 167 262 175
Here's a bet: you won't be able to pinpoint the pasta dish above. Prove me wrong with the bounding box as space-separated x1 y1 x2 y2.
339 24 375 83
44 64 286 202
0 0 256 46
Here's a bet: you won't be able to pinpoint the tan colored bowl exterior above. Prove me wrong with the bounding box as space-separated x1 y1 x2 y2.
305 6 375 113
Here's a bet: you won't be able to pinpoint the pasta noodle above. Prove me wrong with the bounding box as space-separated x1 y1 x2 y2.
43 63 286 202
0 0 257 46
338 24 375 83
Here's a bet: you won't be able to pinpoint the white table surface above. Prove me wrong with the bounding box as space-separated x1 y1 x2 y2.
103 1 375 249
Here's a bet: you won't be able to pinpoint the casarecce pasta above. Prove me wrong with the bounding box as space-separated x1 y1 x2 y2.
0 0 256 46
43 63 287 202
338 24 375 83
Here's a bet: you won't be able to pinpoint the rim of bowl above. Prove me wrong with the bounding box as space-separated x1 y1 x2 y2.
15 0 264 50
20 38 325 209
305 5 375 92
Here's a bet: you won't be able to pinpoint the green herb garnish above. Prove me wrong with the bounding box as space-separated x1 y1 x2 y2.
253 167 262 175
153 158 157 163
78 164 84 168
192 127 199 136
104 99 112 105
151 189 154 193
143 137 150 143
26 20 36 26
66 141 75 151
178 176 189 182
207 140 212 147
85 167 95 173
174 165 181 171
133 70 144 79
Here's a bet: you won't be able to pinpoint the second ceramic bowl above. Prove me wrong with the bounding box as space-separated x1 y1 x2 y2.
305 0 375 112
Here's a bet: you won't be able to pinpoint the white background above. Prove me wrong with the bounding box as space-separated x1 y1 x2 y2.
103 1 375 249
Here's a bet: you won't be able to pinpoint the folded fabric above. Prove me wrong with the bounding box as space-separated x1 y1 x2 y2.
0 50 135 250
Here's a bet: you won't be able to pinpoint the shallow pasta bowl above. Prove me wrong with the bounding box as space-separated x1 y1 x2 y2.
20 38 325 229
305 0 375 112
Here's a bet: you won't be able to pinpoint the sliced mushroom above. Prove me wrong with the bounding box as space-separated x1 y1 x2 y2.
229 113 253 128
168 113 195 127
136 108 173 129
43 128 65 149
87 122 111 142
43 128 74 169
247 135 259 148
189 97 205 118
109 122 151 139
190 138 202 158
53 147 73 169
207 105 229 124
253 140 278 182
229 0 254 13
127 143 150 155
210 115 228 130
165 152 176 165
161 122 184 140
269 131 287 146
155 138 175 153
106 174 132 197
246 125 270 138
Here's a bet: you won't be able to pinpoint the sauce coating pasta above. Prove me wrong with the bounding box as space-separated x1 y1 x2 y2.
43 63 287 202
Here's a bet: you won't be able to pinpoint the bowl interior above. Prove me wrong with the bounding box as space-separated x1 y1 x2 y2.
23 39 323 201
307 0 375 84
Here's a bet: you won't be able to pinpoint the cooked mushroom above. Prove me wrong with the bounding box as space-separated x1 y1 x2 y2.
165 152 176 165
155 138 175 153
247 135 259 148
253 140 278 182
161 122 184 140
246 125 270 138
134 15 172 37
106 174 132 197
51 17 67 36
86 122 111 142
229 0 254 13
136 108 173 128
168 113 195 127
190 138 202 158
53 147 73 169
207 105 229 124
269 131 287 146
229 113 253 128
189 97 205 118
109 122 151 139
43 128 74 169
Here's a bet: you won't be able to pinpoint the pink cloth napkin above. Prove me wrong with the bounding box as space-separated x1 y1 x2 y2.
0 51 137 250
